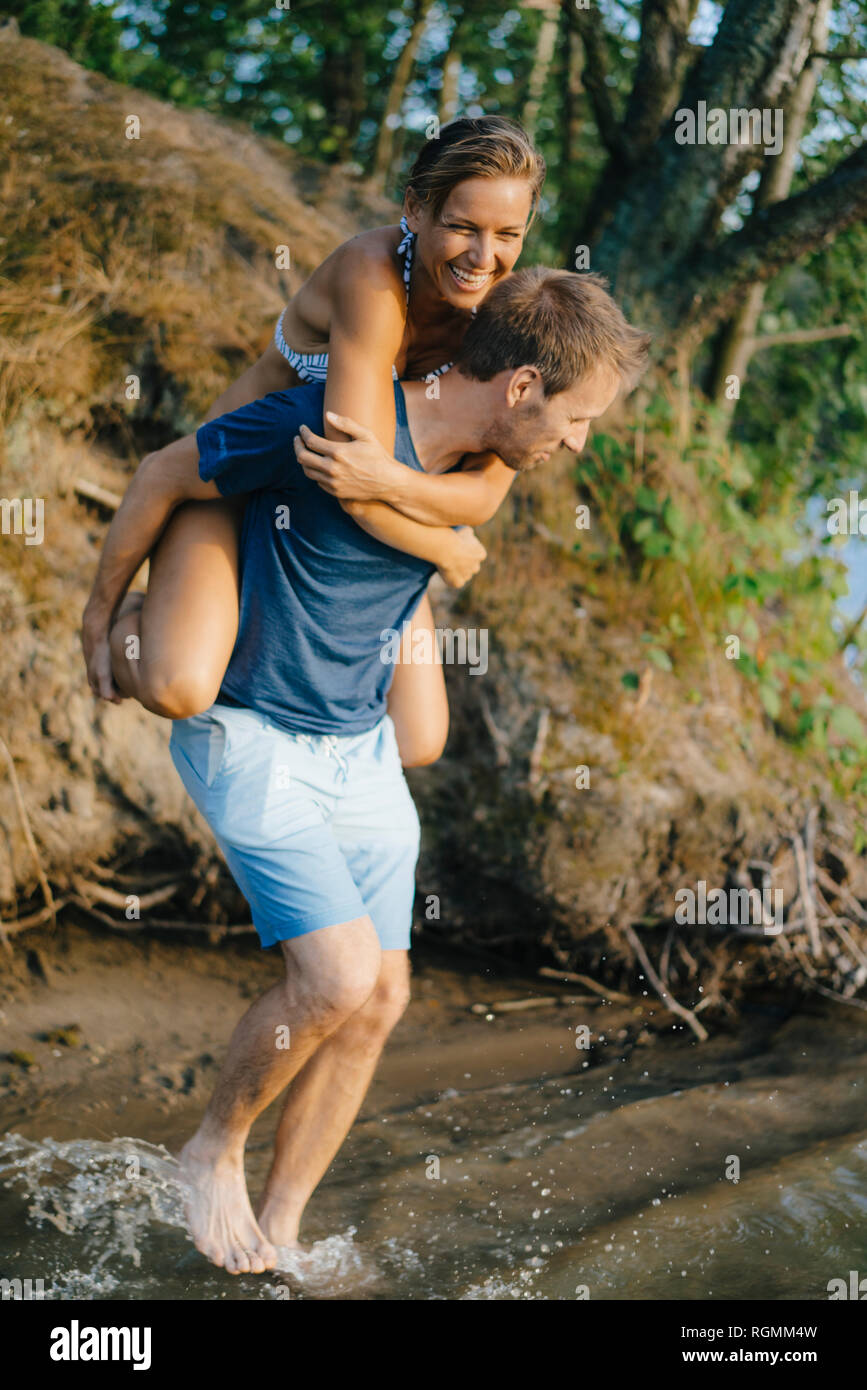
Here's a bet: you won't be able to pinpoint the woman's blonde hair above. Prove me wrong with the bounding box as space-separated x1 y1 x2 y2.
405 116 546 224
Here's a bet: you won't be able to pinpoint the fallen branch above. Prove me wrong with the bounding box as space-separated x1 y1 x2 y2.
538 966 631 1003
73 478 122 511
71 876 182 912
470 995 561 1015
622 922 708 1041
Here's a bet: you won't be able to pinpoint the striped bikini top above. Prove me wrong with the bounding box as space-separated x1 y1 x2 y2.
273 216 454 385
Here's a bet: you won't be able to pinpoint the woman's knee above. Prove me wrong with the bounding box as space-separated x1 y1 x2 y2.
141 665 224 720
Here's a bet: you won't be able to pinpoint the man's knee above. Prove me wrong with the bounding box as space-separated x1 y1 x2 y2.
351 960 411 1039
285 918 382 1028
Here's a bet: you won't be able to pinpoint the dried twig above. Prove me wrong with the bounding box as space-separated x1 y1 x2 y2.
478 690 511 767
789 831 822 957
622 922 708 1041
538 966 631 1003
0 733 56 928
73 478 122 511
1 896 73 938
527 708 550 789
71 876 181 912
815 866 867 923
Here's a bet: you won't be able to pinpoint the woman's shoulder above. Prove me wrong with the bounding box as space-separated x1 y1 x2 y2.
330 225 406 294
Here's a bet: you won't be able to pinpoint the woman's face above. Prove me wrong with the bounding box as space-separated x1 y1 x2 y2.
405 176 534 309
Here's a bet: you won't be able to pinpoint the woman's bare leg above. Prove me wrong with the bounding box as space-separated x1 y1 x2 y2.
386 591 449 767
110 499 241 719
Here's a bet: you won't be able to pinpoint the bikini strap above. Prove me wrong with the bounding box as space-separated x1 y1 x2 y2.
397 215 413 306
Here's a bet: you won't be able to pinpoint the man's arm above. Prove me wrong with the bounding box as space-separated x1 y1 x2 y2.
82 434 219 698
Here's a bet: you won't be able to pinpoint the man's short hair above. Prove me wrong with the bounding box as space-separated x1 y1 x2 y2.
456 267 651 395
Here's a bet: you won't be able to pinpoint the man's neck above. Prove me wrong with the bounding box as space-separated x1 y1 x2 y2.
401 373 490 474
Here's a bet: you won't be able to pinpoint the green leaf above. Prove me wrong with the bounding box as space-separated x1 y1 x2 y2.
759 683 781 720
663 498 687 538
642 533 671 557
647 647 673 672
621 671 640 691
830 705 865 745
632 517 655 541
635 485 660 512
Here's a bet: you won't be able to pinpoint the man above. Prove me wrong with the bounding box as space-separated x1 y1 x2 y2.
81 267 649 1274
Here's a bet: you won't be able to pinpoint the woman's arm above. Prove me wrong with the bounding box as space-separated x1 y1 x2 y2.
295 419 517 527
318 246 492 577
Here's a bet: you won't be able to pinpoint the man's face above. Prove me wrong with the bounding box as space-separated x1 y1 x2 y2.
480 364 622 472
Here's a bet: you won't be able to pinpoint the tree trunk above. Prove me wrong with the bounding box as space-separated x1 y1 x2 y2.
372 0 434 187
439 7 463 124
522 3 560 140
707 0 832 408
587 0 820 330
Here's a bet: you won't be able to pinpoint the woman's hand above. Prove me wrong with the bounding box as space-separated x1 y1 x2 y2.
81 608 122 702
293 411 406 501
436 526 487 588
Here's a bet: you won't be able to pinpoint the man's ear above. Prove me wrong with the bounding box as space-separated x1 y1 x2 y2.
504 366 543 408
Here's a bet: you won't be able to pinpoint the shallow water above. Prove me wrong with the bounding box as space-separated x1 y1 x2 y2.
2 1002 867 1300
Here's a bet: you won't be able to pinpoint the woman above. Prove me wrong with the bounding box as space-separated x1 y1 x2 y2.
95 116 545 766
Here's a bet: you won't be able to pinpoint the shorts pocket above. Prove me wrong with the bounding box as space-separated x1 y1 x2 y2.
172 710 229 789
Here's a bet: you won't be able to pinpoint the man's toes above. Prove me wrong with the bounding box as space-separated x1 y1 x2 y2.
227 1246 252 1275
247 1250 266 1275
256 1238 278 1269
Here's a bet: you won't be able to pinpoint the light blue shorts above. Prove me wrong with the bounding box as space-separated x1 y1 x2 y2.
169 704 420 951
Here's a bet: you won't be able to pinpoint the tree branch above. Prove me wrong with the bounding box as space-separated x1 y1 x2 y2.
748 323 855 350
622 0 700 163
570 5 625 157
680 137 867 337
809 49 867 61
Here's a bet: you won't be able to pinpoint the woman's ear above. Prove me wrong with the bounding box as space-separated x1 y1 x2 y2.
402 189 425 234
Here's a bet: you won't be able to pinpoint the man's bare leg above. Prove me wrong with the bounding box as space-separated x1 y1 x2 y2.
179 915 382 1274
255 951 411 1248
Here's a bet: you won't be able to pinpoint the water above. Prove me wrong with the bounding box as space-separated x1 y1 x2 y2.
2 1001 867 1299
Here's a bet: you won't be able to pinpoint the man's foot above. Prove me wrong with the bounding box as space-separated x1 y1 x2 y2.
179 1137 278 1275
257 1194 308 1252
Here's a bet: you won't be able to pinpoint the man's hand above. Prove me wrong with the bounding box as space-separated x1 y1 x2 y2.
436 526 487 588
81 607 122 703
293 412 406 501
